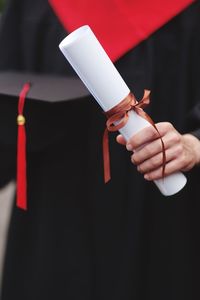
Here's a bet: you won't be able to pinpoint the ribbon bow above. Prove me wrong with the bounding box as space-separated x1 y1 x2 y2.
103 90 166 183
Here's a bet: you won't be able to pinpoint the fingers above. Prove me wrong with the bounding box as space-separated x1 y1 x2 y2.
134 142 197 181
126 122 175 151
116 122 192 180
143 157 187 181
116 122 178 150
131 129 182 165
132 144 183 176
116 134 126 145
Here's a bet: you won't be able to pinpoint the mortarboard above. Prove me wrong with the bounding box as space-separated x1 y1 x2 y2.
0 71 90 210
49 0 195 62
0 71 89 103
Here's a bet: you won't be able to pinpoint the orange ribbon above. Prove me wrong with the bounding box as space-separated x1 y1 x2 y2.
103 90 166 183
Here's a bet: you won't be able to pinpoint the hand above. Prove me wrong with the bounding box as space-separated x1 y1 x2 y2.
116 122 200 181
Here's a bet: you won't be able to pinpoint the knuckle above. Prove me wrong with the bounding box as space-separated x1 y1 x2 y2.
128 137 135 147
174 144 184 156
151 157 159 168
143 146 153 157
178 155 186 168
131 155 137 164
151 129 160 139
164 122 174 131
168 131 180 144
157 122 173 133
153 159 159 168
174 133 181 144
146 126 159 140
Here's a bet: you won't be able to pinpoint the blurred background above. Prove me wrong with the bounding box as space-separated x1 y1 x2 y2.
0 183 14 289
0 0 4 11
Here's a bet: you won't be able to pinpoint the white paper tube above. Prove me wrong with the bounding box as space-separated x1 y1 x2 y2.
59 25 187 196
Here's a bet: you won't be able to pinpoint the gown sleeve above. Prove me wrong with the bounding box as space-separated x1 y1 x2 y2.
187 103 200 139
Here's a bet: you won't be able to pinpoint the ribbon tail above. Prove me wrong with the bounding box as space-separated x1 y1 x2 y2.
135 108 166 178
103 128 111 183
17 123 27 210
160 138 166 179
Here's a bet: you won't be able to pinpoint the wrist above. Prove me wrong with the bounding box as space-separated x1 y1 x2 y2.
183 134 200 166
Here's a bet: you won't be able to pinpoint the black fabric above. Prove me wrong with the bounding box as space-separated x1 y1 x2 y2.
188 103 200 139
191 128 200 140
0 1 200 300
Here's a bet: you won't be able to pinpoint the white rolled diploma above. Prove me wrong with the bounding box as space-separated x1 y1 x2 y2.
59 25 187 196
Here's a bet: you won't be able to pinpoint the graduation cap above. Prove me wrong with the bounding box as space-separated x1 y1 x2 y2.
0 71 89 103
0 71 90 210
49 0 194 61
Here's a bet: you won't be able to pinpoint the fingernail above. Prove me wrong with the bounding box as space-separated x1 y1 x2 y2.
144 174 149 180
126 144 133 151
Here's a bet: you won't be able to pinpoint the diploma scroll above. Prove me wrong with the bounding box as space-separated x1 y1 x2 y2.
59 25 187 196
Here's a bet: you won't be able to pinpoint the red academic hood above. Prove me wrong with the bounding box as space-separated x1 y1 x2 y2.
49 0 195 61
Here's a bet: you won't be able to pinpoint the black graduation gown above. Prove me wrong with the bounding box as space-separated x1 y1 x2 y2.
0 1 200 300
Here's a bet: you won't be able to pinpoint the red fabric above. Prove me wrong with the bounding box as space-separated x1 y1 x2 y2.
49 0 194 61
17 83 31 210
